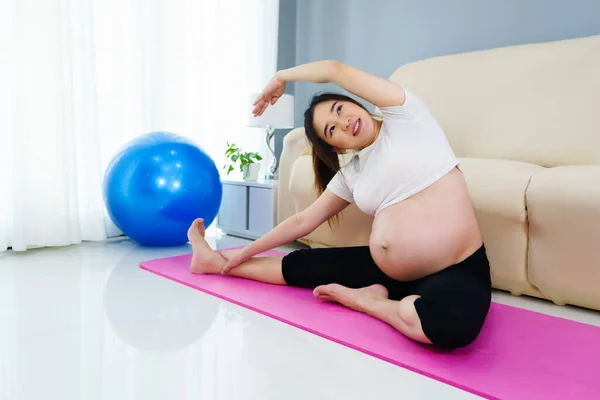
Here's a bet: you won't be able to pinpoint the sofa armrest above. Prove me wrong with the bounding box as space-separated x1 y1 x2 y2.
278 127 311 224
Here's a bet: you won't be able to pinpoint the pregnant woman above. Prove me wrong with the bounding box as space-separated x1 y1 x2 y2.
188 60 491 350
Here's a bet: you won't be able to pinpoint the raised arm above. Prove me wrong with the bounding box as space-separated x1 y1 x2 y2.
253 60 405 116
221 189 350 274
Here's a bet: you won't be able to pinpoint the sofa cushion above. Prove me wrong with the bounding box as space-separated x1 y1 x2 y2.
458 158 544 297
526 165 600 309
459 158 543 221
290 155 546 299
289 155 373 247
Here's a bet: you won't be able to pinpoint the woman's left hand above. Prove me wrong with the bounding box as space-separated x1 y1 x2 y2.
252 75 287 117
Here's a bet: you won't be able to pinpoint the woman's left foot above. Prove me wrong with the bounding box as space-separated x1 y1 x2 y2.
313 284 389 312
187 218 226 274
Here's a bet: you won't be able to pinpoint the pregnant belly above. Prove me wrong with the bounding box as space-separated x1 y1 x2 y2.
369 168 483 281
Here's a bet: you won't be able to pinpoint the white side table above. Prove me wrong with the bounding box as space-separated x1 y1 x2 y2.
216 179 278 240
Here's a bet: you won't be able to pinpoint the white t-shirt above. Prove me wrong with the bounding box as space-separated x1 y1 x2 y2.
327 88 459 216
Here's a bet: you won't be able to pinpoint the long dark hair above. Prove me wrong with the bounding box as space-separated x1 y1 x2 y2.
303 92 370 195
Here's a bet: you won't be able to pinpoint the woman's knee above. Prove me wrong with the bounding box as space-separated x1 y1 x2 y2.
396 295 433 345
412 296 488 349
397 295 424 327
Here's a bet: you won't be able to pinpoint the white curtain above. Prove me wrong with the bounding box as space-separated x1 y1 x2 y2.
0 0 279 252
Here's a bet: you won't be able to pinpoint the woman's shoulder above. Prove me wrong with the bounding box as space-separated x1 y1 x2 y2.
377 88 428 121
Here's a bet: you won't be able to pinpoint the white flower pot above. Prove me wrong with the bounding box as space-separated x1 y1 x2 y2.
242 163 260 181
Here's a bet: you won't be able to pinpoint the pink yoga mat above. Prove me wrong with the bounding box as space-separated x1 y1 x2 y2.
140 249 600 400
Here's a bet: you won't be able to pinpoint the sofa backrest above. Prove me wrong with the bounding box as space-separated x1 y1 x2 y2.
386 35 600 167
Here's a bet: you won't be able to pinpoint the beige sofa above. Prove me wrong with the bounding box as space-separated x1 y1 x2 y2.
277 35 600 311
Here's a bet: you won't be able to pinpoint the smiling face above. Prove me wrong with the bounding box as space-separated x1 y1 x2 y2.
312 99 379 152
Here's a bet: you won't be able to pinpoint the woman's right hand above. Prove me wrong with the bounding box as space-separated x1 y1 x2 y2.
220 247 251 275
252 75 287 117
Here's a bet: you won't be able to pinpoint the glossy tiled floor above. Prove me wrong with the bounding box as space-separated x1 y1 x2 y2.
1 228 599 400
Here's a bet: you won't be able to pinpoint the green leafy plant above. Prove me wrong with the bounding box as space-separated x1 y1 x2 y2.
223 142 262 176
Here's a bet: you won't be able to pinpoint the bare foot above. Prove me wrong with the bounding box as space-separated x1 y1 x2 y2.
313 284 389 312
187 218 226 274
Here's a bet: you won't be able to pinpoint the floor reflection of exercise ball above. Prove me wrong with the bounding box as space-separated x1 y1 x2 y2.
103 248 220 352
103 131 223 247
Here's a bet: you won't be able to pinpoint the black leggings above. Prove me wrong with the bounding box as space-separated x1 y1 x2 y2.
281 245 492 349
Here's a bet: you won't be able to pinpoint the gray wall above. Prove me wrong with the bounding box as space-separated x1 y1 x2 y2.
284 0 600 127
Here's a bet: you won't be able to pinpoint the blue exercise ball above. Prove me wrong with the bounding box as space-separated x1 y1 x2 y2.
103 132 222 247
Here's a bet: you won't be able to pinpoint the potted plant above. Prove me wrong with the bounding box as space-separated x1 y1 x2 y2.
223 142 262 181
